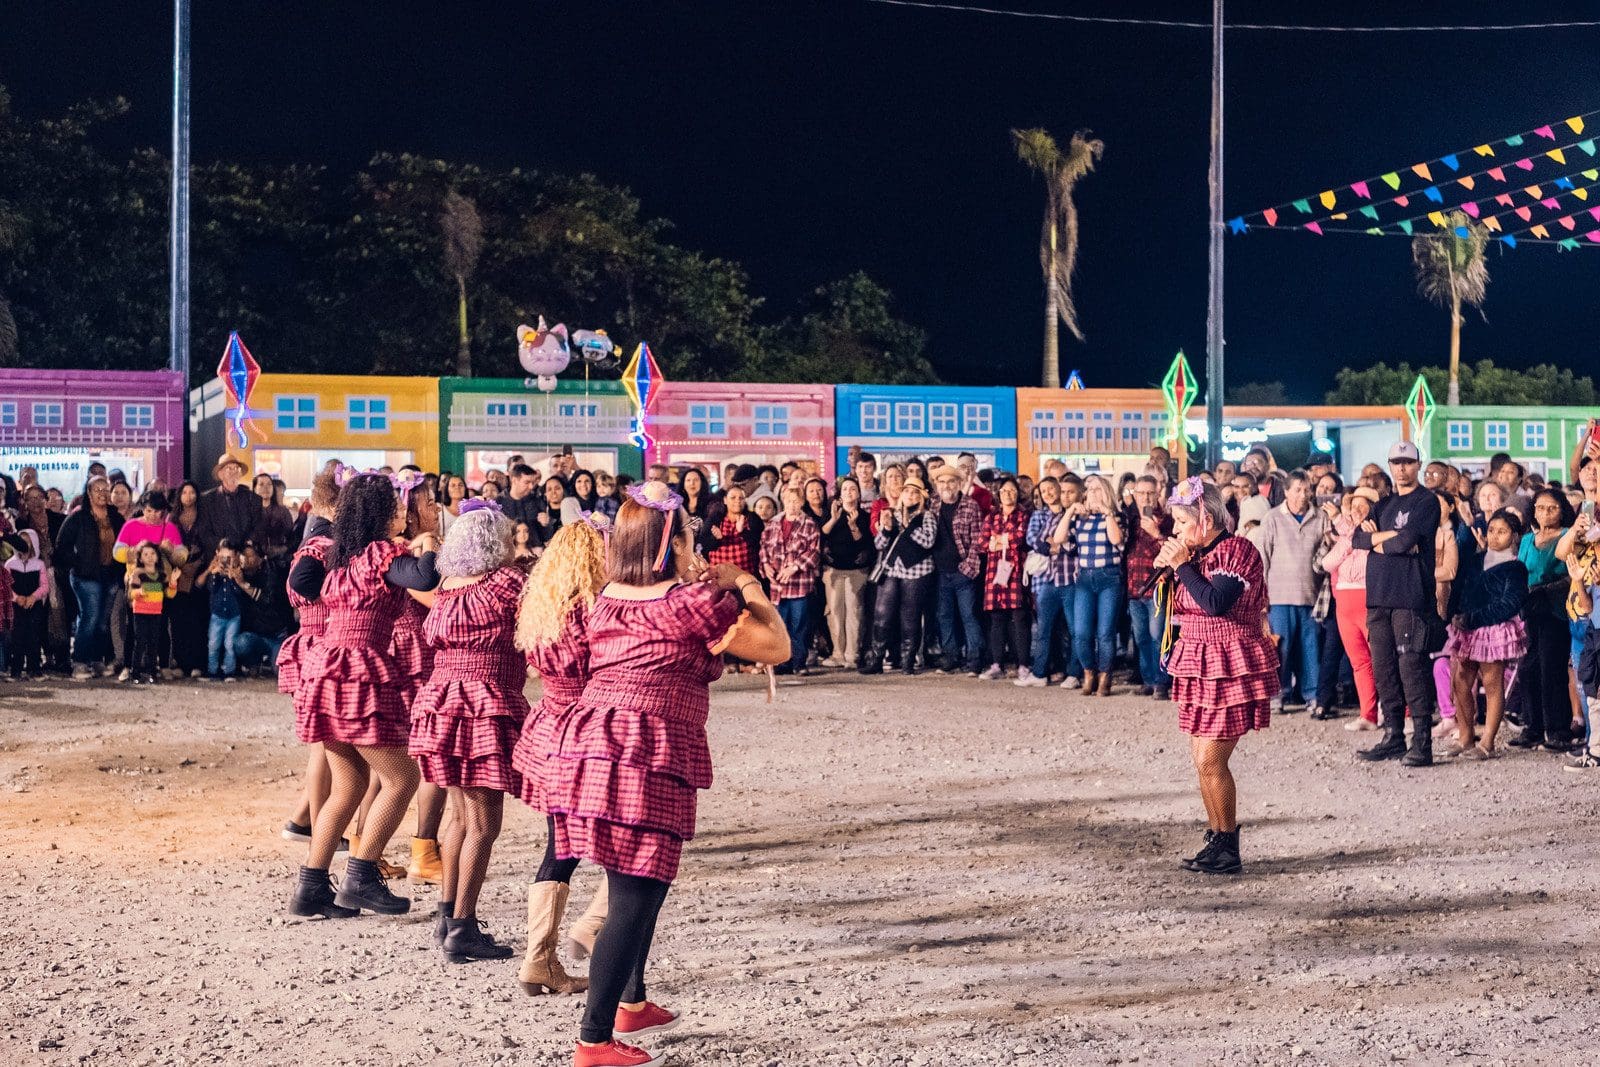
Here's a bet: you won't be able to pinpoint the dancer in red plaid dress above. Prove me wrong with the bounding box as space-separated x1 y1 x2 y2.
523 480 791 1067
978 478 1032 679
1155 477 1277 876
288 471 440 921
395 476 446 886
277 471 338 848
407 500 528 963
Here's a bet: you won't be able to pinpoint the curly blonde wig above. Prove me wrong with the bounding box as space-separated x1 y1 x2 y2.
515 521 608 651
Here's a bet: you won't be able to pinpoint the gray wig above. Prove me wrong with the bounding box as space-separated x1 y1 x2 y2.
436 508 514 577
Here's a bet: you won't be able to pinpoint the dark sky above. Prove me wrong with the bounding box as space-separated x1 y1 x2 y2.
6 1 1600 399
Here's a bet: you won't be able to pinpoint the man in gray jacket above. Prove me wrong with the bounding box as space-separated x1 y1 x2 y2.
1257 469 1329 714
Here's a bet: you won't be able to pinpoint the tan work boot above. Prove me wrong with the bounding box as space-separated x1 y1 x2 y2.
348 833 407 880
407 837 442 885
565 877 609 960
518 882 587 995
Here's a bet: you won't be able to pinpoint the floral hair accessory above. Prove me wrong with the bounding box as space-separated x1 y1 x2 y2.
581 510 612 543
1168 476 1206 508
626 480 685 573
458 497 502 516
333 464 424 503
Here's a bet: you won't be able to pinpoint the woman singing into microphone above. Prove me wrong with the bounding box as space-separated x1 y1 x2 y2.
1154 477 1278 875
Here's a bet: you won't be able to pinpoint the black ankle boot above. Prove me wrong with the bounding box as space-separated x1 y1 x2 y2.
1192 829 1242 875
1358 731 1407 762
1179 830 1217 872
289 866 358 919
900 640 920 676
442 916 514 963
1402 725 1434 767
335 857 411 915
435 901 453 945
858 646 884 675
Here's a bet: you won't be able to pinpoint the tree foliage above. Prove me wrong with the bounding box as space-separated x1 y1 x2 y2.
0 85 933 386
1326 360 1597 407
1226 380 1288 405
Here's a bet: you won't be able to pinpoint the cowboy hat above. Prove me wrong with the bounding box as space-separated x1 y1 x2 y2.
901 476 929 494
214 453 249 476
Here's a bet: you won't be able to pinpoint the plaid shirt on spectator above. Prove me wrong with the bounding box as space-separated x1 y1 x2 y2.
1071 512 1123 572
931 493 985 580
760 514 822 601
874 509 939 580
1025 506 1077 593
1120 504 1172 599
982 506 1031 610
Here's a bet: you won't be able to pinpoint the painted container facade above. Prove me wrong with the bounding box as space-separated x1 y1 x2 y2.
648 382 835 483
833 384 1017 474
439 377 643 485
189 373 439 490
1015 388 1170 479
0 368 186 493
1430 405 1594 478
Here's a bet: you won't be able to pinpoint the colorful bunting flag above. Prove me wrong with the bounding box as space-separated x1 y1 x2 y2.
1352 181 1370 199
1319 190 1336 209
1473 144 1495 157
1427 210 1446 228
1488 167 1506 182
1549 148 1567 165
1305 221 1323 235
1395 195 1410 207
1581 140 1597 157
1531 224 1551 238
1576 189 1590 201
1555 177 1576 190
1586 169 1600 180
1524 185 1544 198
1423 186 1443 203
1454 226 1470 238
1228 216 1247 234
1440 154 1460 171
1541 197 1559 209
1483 217 1501 232
1381 172 1401 190
1399 219 1414 235
1461 201 1480 218
1412 163 1433 180
1535 125 1556 140
1494 193 1513 206
1569 117 1587 135
1560 216 1577 231
1359 205 1379 220
1589 230 1600 243
1561 237 1581 250
1506 134 1525 146
1515 158 1536 171
1458 176 1476 190
1502 234 1517 247
1264 207 1279 226
1293 198 1312 214
1516 206 1533 221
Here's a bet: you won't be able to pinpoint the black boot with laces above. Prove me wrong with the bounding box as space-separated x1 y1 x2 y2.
289 866 358 919
1179 830 1217 872
335 857 412 915
443 916 515 963
1191 829 1242 875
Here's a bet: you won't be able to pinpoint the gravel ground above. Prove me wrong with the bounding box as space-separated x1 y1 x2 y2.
2 670 1598 1066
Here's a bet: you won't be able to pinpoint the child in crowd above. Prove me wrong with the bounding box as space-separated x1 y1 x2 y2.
1560 507 1600 770
125 541 178 685
5 530 49 680
593 471 620 520
752 495 778 524
1444 509 1529 759
197 539 245 682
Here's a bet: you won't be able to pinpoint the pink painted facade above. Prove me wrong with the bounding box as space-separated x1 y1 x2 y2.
0 368 186 493
647 382 835 483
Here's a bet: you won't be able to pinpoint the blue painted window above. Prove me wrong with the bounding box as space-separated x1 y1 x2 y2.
78 403 109 428
1446 421 1471 450
861 401 890 433
275 396 316 431
0 402 15 427
32 402 63 428
963 404 992 434
690 404 727 437
1485 421 1509 450
928 403 958 434
753 404 790 437
123 404 155 429
1523 422 1547 451
894 403 924 434
348 397 388 432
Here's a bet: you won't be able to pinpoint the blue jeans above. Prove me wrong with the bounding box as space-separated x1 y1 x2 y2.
1029 581 1077 678
776 597 813 673
233 631 285 671
69 574 114 666
1268 604 1321 700
1072 567 1123 673
1127 594 1168 688
208 614 242 676
936 571 982 670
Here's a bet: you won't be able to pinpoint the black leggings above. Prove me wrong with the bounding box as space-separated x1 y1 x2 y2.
580 870 671 1043
987 607 1028 667
537 816 580 883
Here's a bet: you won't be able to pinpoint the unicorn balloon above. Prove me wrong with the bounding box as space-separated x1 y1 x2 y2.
518 317 570 391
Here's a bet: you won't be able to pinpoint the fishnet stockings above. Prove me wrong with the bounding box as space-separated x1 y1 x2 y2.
1190 736 1239 832
440 786 503 917
310 742 420 869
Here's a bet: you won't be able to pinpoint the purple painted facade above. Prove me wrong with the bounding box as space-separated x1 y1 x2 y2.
0 368 186 492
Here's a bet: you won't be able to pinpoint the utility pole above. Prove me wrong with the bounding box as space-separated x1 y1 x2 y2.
170 0 190 386
1204 0 1225 470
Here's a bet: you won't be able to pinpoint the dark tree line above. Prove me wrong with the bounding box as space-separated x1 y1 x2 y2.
0 85 936 385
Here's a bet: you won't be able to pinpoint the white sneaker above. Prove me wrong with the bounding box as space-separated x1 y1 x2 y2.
1061 676 1082 690
1012 669 1047 688
117 668 132 683
980 664 1004 681
188 669 203 679
72 665 92 682
1344 718 1378 732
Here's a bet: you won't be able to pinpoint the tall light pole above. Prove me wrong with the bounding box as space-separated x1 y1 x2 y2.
170 0 190 386
1204 0 1225 470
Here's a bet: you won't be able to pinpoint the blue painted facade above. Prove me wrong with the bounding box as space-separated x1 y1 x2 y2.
833 385 1018 474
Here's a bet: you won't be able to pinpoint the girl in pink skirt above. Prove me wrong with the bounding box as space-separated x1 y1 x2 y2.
1155 478 1278 876
394 474 446 885
278 471 337 846
1445 508 1529 759
522 481 790 1067
408 499 528 962
288 472 440 920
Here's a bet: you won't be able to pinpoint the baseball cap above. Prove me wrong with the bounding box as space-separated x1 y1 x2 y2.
1387 441 1420 463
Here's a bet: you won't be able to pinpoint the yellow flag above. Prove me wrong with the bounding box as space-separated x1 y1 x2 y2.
1458 176 1476 190
1412 163 1433 180
1473 144 1495 157
1483 217 1502 232
1330 212 1348 220
1548 148 1567 165
1319 190 1336 209
1428 210 1447 228
1531 224 1550 239
1569 116 1586 135
1577 188 1590 201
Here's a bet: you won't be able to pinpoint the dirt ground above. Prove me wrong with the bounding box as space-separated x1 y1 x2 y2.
3 670 1598 1067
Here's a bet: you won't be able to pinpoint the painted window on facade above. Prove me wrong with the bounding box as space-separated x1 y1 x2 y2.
753 404 790 437
928 402 958 434
556 402 596 419
1523 422 1547 451
894 403 924 434
861 401 890 433
1447 421 1471 451
963 404 992 434
689 403 727 436
123 404 155 429
33 402 64 428
78 403 110 428
275 396 317 431
0 401 15 427
347 397 389 432
1485 421 1509 451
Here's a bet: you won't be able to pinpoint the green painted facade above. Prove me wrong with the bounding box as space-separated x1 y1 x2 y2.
1427 405 1595 476
437 377 643 481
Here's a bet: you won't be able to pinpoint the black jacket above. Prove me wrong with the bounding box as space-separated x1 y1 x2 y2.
55 506 126 583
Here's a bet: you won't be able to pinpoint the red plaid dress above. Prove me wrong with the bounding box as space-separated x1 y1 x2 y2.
981 507 1030 611
389 544 434 711
706 515 754 571
513 602 593 812
1167 535 1278 740
522 582 741 883
276 535 331 695
407 567 530 791
296 540 411 747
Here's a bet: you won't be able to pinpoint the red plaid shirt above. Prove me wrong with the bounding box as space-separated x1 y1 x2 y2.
981 506 1030 611
932 494 986 579
1121 504 1173 598
760 514 822 601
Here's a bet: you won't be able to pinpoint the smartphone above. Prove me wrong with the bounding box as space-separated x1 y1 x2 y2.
1140 505 1155 518
1315 493 1338 506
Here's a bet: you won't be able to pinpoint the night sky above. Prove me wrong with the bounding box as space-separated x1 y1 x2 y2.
6 1 1600 399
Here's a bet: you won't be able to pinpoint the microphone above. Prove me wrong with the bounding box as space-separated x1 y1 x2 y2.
1135 566 1171 599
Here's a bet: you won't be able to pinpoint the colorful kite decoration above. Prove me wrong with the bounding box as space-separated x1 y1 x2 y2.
216 331 262 449
1065 369 1085 390
1228 110 1600 250
1405 374 1436 459
621 341 664 452
1161 350 1198 453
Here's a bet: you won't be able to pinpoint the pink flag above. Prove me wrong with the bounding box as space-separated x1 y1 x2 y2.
1495 193 1514 206
1515 158 1536 171
1542 197 1560 209
1351 181 1370 199
1461 201 1481 217
1305 221 1324 235
1264 207 1278 227
1394 195 1410 207
1588 230 1600 243
1560 216 1577 231
1587 205 1600 220
1516 206 1533 221
1488 167 1506 182
1535 125 1556 140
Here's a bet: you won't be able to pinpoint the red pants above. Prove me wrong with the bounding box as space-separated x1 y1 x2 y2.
1335 587 1378 722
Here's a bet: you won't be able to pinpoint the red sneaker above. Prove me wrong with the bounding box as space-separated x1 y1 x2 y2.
613 1001 681 1040
573 1040 664 1067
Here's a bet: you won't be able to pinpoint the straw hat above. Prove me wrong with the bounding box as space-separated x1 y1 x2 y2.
902 476 929 495
214 453 249 476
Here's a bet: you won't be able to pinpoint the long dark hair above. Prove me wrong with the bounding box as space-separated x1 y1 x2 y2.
328 474 399 570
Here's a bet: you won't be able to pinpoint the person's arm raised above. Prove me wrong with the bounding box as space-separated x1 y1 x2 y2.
707 566 792 665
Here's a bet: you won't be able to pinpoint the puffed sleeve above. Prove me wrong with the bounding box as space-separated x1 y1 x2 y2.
669 581 743 646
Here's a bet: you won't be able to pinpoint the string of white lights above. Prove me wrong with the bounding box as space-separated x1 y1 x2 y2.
863 0 1600 32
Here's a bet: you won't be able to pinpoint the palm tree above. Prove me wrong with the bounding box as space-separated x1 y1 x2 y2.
440 189 484 377
1012 127 1104 388
1411 210 1488 405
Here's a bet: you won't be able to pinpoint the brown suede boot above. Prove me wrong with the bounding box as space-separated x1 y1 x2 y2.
1081 669 1099 696
1096 671 1113 697
519 882 588 995
564 877 609 960
407 837 442 885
